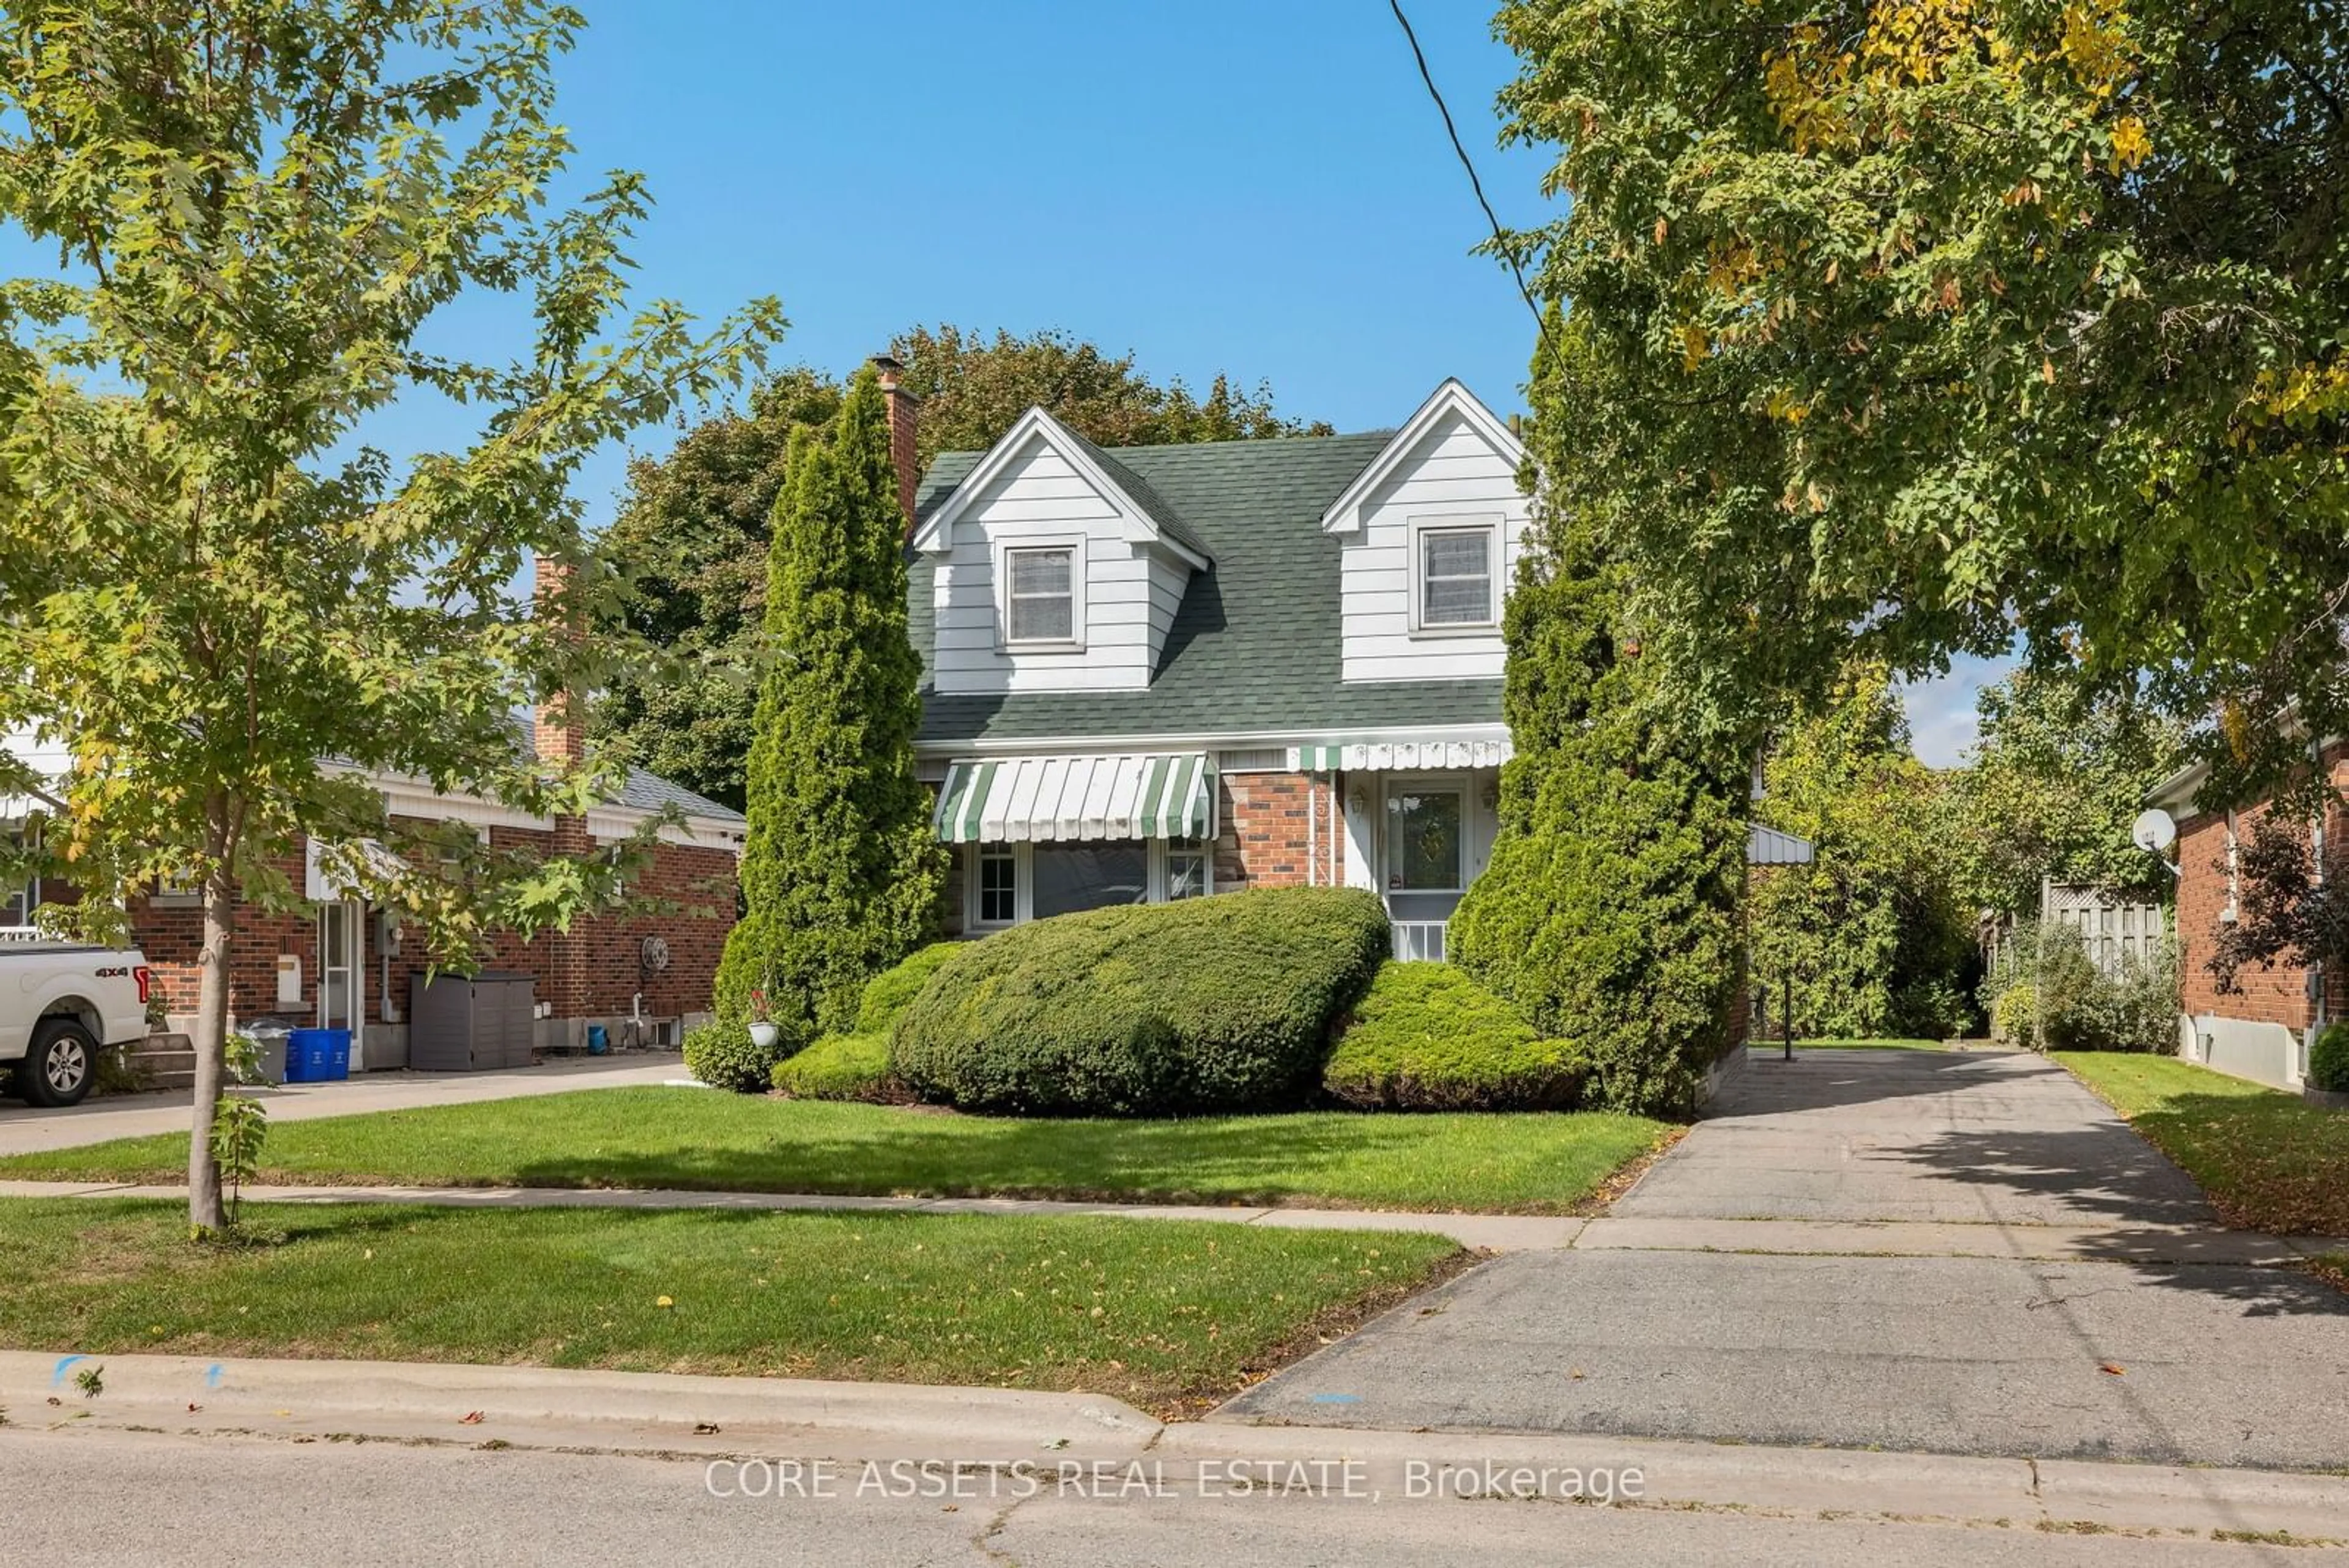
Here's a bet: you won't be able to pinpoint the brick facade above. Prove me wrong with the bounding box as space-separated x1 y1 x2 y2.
1215 770 1344 892
2173 743 2349 1032
127 830 736 1040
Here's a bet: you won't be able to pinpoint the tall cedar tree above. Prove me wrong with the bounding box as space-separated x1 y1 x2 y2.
1450 322 1746 1116
0 1 779 1229
700 370 942 1086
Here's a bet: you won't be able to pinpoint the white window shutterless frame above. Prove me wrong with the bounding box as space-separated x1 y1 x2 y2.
1410 519 1499 631
963 838 1212 928
998 540 1085 649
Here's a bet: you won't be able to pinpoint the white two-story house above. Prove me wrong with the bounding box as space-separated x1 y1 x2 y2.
900 374 1530 959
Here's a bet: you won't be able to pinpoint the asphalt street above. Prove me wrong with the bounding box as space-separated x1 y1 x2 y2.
6 1427 2329 1567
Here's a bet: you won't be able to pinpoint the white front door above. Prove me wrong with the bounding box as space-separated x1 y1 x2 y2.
317 900 362 1029
1384 776 1469 960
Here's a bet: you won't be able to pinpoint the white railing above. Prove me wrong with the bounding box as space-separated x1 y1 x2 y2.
1391 920 1447 963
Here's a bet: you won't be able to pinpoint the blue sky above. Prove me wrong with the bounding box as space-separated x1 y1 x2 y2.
11 1 2005 760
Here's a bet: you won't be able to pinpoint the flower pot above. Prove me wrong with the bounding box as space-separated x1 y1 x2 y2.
748 1022 780 1049
2304 1084 2349 1112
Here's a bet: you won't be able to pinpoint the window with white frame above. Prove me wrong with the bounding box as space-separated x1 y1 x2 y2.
975 845 1017 926
2 871 35 927
1003 545 1078 645
967 838 1209 927
4 828 39 927
1415 523 1496 629
1167 839 1209 899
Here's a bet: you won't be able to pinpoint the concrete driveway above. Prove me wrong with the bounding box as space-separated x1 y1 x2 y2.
1222 1048 2349 1470
0 1055 683 1156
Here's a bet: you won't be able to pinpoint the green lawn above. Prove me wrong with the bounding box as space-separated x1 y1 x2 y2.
0 1089 1672 1214
0 1198 1459 1416
2057 1053 2349 1235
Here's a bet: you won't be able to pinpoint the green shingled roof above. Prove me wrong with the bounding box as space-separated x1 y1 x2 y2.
910 431 1505 748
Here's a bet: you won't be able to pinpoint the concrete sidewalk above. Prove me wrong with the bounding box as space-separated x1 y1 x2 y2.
0 1178 1580 1252
6 1176 2341 1260
0 1055 684 1155
4 1350 2346 1544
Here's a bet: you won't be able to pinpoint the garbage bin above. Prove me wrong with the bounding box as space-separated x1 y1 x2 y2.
286 1027 351 1083
240 1020 291 1086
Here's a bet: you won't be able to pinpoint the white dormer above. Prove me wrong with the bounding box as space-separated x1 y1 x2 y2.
915 407 1209 696
1321 380 1529 685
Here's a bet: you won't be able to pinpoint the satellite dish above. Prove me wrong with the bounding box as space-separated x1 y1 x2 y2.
2131 808 2178 854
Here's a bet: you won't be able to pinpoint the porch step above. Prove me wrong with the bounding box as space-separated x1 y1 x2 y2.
117 1033 196 1093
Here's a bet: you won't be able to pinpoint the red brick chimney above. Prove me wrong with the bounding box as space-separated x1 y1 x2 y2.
532 551 587 770
871 354 921 535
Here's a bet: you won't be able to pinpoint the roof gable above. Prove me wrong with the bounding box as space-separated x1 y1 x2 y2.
1319 379 1526 535
910 406 1212 570
908 429 1504 746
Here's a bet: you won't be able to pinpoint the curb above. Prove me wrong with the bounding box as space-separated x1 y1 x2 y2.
0 1351 1160 1463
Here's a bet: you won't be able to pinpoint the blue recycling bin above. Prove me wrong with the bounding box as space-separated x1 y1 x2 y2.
285 1027 351 1083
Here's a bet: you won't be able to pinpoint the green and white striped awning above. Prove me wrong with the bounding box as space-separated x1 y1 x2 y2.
932 754 1216 844
1287 738 1513 771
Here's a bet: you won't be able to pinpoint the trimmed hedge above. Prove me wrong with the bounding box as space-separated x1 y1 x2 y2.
771 1030 896 1101
2312 1021 2349 1094
682 1018 771 1093
773 941 963 1102
1323 962 1591 1111
891 887 1391 1117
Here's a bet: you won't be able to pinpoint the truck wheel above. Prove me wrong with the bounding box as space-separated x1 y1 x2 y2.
20 1018 97 1108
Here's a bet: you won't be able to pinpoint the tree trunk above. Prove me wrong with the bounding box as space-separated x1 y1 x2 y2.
185 860 233 1232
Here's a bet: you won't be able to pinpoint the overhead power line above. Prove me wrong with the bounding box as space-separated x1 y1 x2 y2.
1386 0 1561 379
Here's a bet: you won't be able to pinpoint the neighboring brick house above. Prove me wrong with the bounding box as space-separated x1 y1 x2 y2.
890 368 1808 959
2 698 745 1071
2148 743 2348 1088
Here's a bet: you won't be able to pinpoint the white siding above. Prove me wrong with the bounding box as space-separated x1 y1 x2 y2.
2 723 68 784
1338 409 1529 684
931 437 1186 695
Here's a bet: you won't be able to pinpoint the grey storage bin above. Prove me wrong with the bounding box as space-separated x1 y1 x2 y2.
407 972 536 1071
241 1019 292 1085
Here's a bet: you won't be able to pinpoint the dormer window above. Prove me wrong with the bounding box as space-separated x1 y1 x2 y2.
1001 541 1083 648
1413 520 1497 631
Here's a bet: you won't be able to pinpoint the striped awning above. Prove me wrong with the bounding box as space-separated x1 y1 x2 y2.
1288 738 1513 771
933 754 1216 844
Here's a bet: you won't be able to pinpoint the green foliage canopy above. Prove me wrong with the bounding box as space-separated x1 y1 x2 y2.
1496 0 2349 802
1943 667 2188 917
0 0 781 1225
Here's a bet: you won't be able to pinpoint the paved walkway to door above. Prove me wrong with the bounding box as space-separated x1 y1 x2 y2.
1222 1048 2349 1470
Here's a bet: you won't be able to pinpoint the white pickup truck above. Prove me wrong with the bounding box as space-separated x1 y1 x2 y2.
1 943 153 1107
